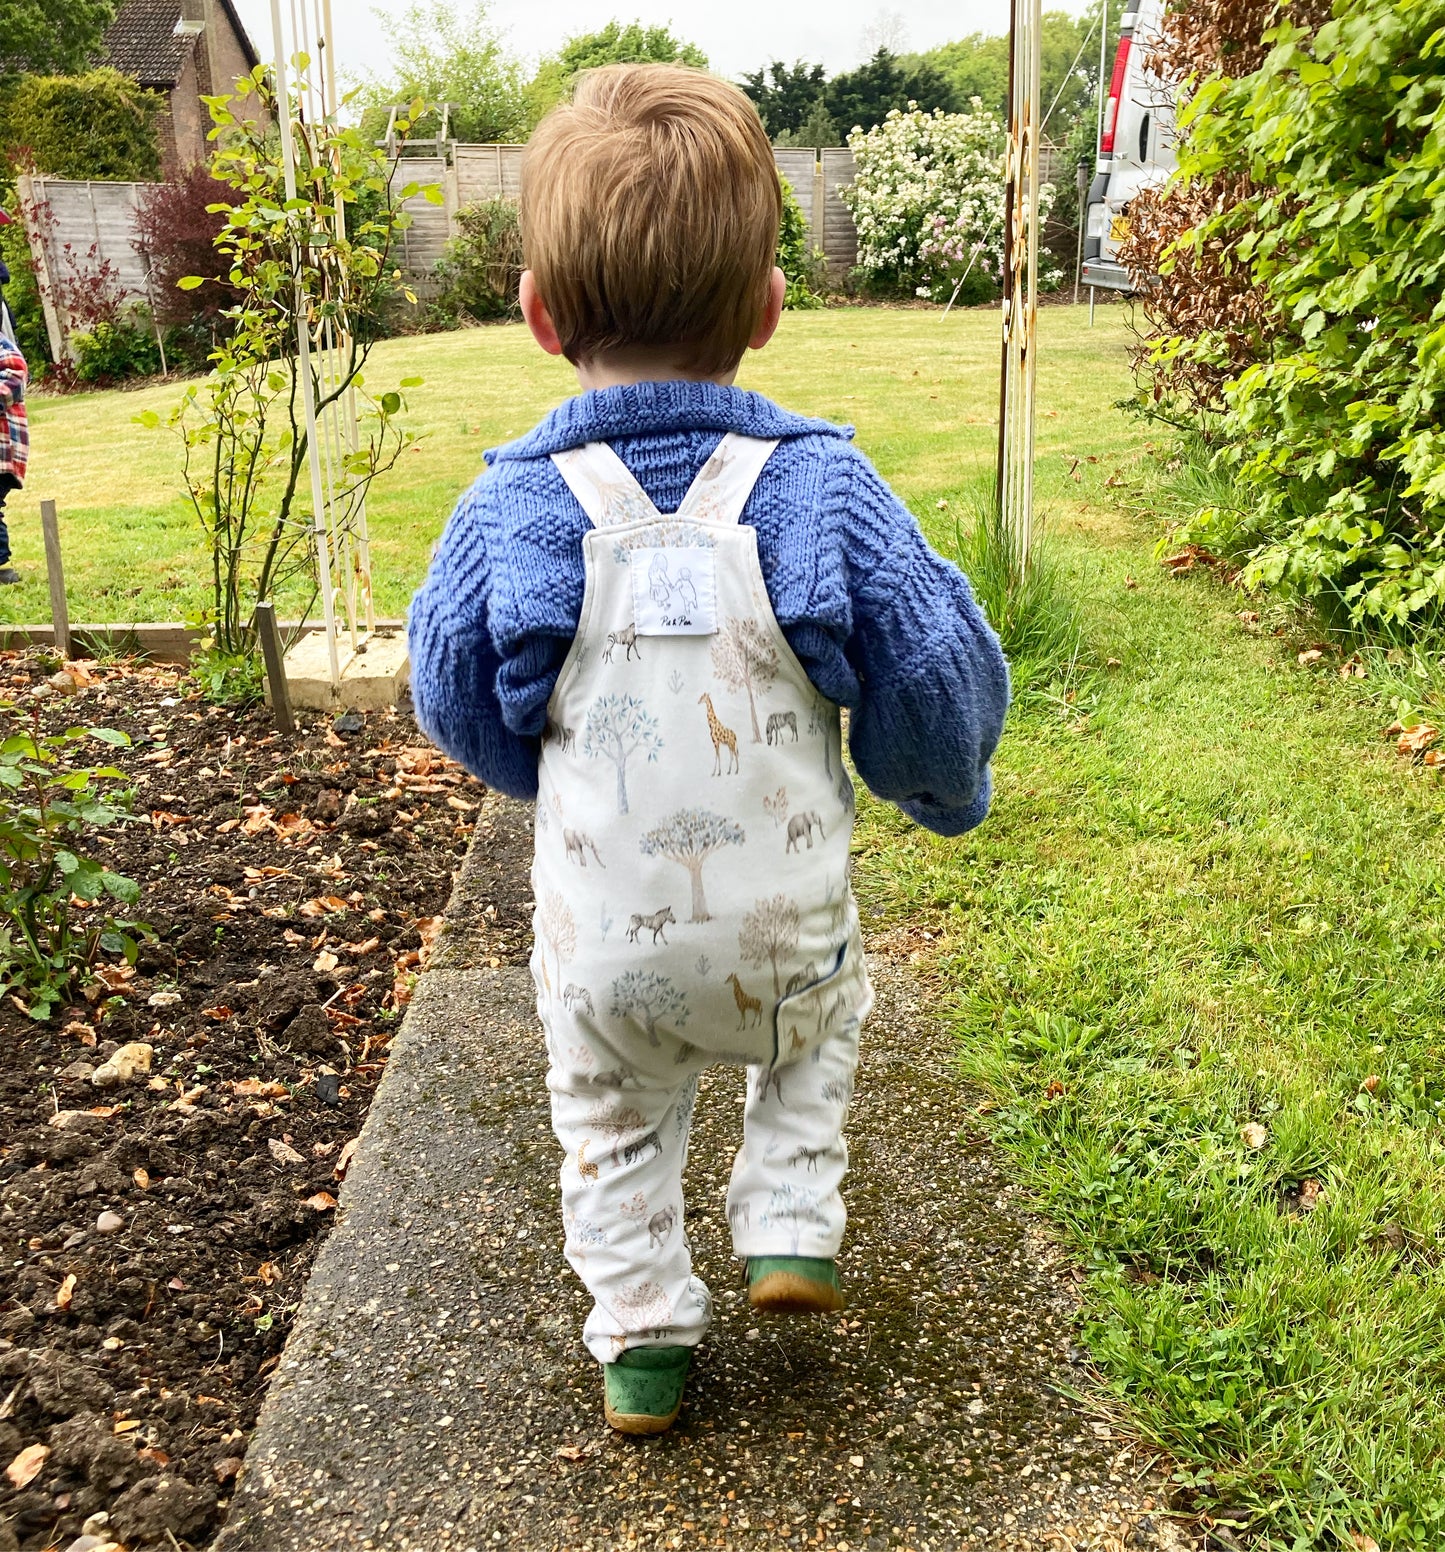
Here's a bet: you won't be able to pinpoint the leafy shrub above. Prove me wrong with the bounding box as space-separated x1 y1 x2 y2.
71 310 162 383
0 69 163 184
432 196 522 324
0 716 147 1021
0 194 48 366
841 102 1057 302
777 174 825 308
134 166 238 330
1160 0 1445 629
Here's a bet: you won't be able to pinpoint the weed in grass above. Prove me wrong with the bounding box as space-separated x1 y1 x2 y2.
949 470 1090 712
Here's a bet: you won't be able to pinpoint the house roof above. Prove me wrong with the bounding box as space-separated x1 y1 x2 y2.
103 0 261 89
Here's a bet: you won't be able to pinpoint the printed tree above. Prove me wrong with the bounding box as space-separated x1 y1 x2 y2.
712 617 779 743
639 807 745 923
585 1101 646 1167
614 1279 674 1336
738 893 801 998
807 694 834 778
536 890 576 995
759 1184 826 1255
582 693 662 814
609 970 689 1047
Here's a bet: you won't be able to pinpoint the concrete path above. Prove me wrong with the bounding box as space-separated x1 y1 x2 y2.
217 794 1193 1552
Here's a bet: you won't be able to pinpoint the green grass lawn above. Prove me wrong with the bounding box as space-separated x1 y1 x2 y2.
1 304 1141 626
11 306 1445 1547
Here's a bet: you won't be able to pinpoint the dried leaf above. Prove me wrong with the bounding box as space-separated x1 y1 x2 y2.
202 1005 233 1021
334 1136 360 1179
6 1442 48 1488
1240 1122 1268 1149
133 1167 151 1191
233 1078 289 1098
305 1191 338 1212
313 949 339 974
268 1137 305 1167
55 1273 76 1310
1297 647 1324 667
1297 1179 1322 1213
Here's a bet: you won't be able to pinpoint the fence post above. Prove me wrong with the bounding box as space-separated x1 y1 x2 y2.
812 152 826 257
39 500 71 660
16 176 66 366
255 602 295 734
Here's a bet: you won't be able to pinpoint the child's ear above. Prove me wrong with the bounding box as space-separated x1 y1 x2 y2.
520 271 565 357
748 267 787 353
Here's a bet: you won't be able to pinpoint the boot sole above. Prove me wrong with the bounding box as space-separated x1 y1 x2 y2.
748 1269 845 1314
604 1396 683 1435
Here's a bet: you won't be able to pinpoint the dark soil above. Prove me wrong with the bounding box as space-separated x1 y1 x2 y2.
0 650 484 1552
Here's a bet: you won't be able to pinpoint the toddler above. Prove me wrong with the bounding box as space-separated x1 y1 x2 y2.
408 64 1008 1435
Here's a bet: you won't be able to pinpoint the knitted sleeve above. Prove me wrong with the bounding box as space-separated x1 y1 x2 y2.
406 478 543 800
833 447 1010 835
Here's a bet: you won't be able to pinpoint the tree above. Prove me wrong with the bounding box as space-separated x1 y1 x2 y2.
585 1100 646 1166
740 60 828 138
360 0 528 144
526 21 707 127
537 890 576 994
133 166 238 329
711 618 778 744
0 69 161 183
824 47 958 135
738 894 800 999
582 694 662 815
143 62 421 660
609 970 688 1047
911 11 1097 128
759 1183 827 1254
775 95 840 149
613 1280 673 1335
0 0 115 76
639 808 745 923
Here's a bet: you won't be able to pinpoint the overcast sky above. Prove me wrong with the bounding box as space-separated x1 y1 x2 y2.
232 0 1089 89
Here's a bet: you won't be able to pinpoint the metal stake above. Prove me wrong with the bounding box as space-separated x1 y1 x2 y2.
40 499 71 660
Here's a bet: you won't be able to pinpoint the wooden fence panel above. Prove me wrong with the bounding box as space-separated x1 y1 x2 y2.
820 149 858 271
20 177 152 362
452 143 524 206
390 156 453 277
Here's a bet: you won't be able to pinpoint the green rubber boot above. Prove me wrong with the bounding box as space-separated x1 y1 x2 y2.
747 1256 845 1314
602 1344 692 1435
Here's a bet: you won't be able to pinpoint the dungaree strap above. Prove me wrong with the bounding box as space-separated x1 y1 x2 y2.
552 433 780 530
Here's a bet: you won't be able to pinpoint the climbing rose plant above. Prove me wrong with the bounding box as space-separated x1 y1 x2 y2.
841 102 1057 303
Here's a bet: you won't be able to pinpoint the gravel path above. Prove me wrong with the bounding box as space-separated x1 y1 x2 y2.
217 795 1196 1552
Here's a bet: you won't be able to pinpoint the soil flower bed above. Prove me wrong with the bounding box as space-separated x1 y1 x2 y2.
0 650 479 1552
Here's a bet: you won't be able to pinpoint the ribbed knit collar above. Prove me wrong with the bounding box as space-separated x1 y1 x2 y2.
487 379 852 465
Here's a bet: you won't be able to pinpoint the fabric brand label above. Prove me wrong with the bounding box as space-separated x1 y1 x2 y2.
630 547 717 635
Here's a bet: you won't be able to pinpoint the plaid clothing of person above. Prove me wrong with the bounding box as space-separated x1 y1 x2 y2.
0 336 28 483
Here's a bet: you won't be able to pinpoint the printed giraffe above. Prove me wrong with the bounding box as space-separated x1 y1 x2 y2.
698 692 739 775
725 971 763 1030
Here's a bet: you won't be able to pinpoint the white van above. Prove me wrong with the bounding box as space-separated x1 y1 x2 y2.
1081 0 1177 292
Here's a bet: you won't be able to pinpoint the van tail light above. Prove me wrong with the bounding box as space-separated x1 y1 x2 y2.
1099 37 1132 154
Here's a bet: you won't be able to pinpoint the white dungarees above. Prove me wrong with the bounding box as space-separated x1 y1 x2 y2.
532 432 873 1362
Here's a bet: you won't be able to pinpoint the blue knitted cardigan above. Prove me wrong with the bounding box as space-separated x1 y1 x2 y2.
407 379 1009 835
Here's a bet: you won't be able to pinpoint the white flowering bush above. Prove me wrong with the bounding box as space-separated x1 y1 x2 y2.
842 102 1059 303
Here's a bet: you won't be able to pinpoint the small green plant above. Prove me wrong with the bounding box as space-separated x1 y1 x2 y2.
950 472 1087 706
190 644 265 707
777 175 826 309
0 712 149 1019
71 312 163 383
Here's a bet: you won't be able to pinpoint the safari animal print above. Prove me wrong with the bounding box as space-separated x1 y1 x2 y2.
627 906 675 945
564 828 605 868
604 623 640 663
726 971 763 1029
785 810 826 852
698 692 739 775
537 433 867 1363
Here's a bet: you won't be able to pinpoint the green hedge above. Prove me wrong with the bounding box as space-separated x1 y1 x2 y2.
0 68 163 185
1170 0 1445 629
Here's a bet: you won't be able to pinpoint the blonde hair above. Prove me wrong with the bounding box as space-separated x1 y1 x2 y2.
520 64 782 375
